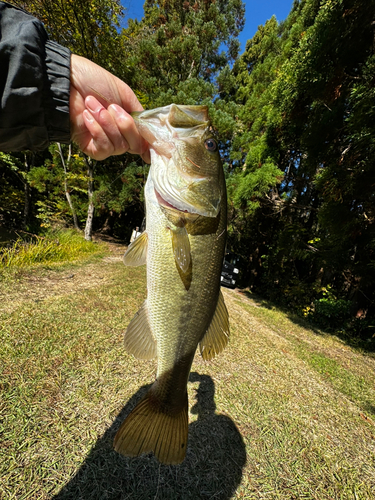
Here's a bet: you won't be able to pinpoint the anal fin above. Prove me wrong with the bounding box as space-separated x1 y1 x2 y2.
123 231 148 266
199 291 230 361
124 300 156 359
114 390 188 465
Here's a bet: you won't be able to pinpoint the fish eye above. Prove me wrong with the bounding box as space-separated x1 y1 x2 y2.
204 138 217 152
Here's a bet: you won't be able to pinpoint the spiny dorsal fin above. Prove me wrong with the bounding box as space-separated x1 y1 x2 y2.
114 390 188 465
171 227 191 274
123 231 148 266
124 300 156 360
199 291 230 361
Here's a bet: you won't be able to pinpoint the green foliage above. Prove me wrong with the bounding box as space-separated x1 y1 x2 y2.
34 200 65 228
25 145 89 227
16 0 125 71
228 159 283 213
0 152 23 172
312 298 353 330
93 161 149 214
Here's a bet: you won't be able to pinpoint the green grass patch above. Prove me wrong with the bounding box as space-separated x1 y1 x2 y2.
300 351 373 414
0 229 104 269
236 294 375 418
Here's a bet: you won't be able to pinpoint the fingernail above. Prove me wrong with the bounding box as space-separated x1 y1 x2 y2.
86 96 103 114
109 104 126 118
83 109 94 123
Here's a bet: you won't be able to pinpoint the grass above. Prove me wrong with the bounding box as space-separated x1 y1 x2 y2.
1 247 375 499
236 294 375 418
0 229 104 270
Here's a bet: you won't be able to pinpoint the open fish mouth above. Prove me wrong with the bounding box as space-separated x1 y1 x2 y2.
131 105 209 161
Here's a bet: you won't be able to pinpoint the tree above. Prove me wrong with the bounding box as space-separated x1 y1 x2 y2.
224 0 375 333
14 0 124 71
271 0 375 320
120 0 245 107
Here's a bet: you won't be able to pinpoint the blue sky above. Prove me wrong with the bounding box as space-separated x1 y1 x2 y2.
120 0 294 53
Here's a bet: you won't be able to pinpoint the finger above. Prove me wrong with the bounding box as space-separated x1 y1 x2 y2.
86 96 129 155
108 104 150 162
70 86 87 144
82 109 117 160
118 82 144 113
71 55 144 114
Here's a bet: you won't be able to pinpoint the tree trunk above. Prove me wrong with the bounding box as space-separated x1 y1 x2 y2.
57 143 80 231
66 190 80 231
23 179 31 230
22 153 32 230
100 211 114 235
84 156 95 241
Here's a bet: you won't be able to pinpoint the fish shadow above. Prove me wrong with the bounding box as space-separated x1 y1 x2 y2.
53 372 246 500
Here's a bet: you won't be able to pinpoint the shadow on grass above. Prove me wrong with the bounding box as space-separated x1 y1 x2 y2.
236 289 375 354
53 372 246 500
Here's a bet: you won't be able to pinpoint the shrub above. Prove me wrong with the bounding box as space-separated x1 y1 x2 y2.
311 298 353 331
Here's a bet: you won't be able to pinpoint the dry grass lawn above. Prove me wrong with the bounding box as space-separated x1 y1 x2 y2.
1 243 374 499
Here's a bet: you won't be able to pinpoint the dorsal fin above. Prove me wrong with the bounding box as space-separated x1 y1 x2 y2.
199 291 229 361
123 231 148 266
124 301 157 360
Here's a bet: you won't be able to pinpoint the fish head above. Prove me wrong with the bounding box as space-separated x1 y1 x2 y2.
132 104 223 218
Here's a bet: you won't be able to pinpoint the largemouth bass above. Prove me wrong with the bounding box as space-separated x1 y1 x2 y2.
114 104 229 465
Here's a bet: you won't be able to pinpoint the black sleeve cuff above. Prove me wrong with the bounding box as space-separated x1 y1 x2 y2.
44 40 71 144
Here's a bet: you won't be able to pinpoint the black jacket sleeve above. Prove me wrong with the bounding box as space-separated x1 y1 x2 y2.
0 1 71 151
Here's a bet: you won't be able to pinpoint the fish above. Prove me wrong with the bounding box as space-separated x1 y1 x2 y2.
113 104 229 465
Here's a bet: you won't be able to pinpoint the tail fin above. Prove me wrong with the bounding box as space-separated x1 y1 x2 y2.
113 390 189 465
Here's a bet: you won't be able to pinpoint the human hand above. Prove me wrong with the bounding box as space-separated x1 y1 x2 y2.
69 54 150 162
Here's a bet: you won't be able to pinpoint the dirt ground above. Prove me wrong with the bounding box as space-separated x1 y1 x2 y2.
0 236 127 315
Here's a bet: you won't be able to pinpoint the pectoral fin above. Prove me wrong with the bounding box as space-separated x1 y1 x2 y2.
124 300 157 359
171 227 191 274
123 231 148 266
199 291 230 361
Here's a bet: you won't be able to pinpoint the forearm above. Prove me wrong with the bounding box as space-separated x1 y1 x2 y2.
0 2 70 151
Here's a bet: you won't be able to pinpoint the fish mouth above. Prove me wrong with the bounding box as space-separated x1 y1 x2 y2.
132 105 210 159
132 105 209 128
